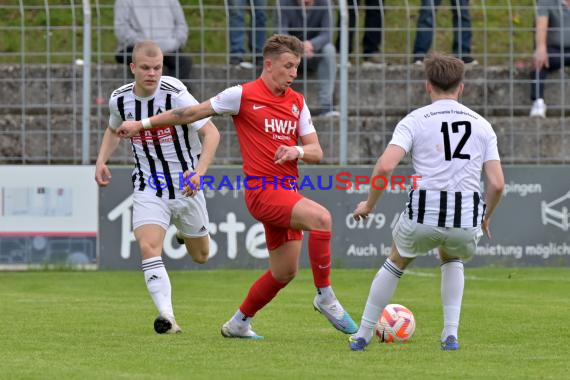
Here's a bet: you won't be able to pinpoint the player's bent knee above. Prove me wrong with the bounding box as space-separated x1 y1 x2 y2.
273 268 297 283
139 241 162 257
312 209 332 231
192 256 208 264
390 255 411 270
189 249 209 264
185 236 209 264
389 244 413 270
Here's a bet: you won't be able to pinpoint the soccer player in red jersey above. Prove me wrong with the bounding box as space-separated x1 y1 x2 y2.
117 34 357 339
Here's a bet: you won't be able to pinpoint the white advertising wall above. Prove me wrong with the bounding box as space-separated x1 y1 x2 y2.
0 166 98 269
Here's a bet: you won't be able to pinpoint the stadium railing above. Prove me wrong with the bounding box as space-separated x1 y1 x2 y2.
0 0 567 165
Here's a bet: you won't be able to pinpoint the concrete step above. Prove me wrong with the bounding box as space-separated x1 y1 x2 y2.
1 64 569 117
1 114 567 164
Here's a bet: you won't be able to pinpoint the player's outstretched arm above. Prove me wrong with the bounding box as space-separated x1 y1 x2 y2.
116 100 218 138
95 127 121 187
353 144 406 221
481 160 505 239
182 121 220 197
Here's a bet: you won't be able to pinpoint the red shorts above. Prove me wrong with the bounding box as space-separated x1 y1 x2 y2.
245 182 304 251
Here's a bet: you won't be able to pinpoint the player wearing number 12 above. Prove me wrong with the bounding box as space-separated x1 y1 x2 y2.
349 52 504 351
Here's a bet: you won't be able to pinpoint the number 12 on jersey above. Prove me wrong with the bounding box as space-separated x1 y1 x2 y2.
440 121 471 161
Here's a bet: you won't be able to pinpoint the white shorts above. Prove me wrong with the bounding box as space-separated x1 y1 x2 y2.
392 212 483 260
132 191 209 238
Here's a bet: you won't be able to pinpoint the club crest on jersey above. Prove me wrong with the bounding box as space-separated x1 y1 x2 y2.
292 104 299 117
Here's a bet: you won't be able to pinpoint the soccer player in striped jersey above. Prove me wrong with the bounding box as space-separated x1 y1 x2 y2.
349 52 504 351
95 41 220 334
117 34 358 339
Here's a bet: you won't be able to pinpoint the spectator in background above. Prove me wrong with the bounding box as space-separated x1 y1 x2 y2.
275 0 339 117
412 0 477 65
529 0 570 118
114 0 192 82
228 0 267 69
335 0 385 67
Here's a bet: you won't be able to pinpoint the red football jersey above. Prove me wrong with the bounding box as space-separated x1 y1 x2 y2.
217 78 309 179
235 79 306 179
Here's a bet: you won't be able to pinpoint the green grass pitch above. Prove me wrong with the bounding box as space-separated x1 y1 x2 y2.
2 268 569 379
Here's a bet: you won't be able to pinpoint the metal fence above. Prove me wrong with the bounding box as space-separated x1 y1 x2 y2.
0 0 568 165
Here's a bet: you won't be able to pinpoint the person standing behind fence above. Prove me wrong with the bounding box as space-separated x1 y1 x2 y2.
114 0 192 83
348 52 504 351
335 0 385 67
412 0 477 65
228 0 267 69
529 0 570 118
275 0 339 117
96 41 220 335
115 34 358 340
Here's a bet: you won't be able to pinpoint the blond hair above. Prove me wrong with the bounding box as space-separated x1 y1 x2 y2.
262 34 304 59
132 41 163 63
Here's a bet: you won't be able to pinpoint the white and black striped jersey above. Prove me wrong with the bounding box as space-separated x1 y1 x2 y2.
389 99 500 228
108 76 209 199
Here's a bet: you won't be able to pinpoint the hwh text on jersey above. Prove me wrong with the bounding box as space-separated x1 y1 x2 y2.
265 118 297 141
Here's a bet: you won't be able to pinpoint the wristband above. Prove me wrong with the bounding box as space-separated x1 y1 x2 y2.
294 145 305 159
141 118 153 129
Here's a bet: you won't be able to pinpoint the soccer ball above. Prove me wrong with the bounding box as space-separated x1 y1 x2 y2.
376 304 416 343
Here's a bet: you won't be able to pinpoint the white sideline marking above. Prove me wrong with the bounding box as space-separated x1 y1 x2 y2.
406 270 481 280
405 270 437 278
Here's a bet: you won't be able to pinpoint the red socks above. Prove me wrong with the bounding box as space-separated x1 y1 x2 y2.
308 230 332 288
240 270 288 317
239 230 333 317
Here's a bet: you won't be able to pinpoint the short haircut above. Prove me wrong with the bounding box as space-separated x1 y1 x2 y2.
132 41 163 63
424 52 465 93
263 34 304 59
